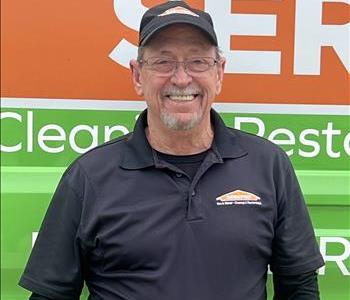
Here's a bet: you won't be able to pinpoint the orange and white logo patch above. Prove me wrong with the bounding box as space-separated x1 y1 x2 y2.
216 190 262 206
159 6 199 18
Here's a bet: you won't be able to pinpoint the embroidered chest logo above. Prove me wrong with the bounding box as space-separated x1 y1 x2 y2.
216 190 262 206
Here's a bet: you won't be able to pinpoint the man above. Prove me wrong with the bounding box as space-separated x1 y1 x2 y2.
20 1 324 299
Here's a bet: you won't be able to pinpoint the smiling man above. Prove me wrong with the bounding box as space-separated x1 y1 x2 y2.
20 1 324 300
130 22 224 154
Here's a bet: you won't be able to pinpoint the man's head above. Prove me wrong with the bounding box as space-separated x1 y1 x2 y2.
130 1 225 131
138 1 218 47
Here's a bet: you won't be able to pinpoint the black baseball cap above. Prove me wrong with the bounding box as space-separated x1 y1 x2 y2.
139 1 218 46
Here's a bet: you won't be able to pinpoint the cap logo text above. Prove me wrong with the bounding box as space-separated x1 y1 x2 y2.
158 6 199 17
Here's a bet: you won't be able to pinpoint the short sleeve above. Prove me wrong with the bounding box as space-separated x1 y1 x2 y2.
270 157 324 275
19 164 85 300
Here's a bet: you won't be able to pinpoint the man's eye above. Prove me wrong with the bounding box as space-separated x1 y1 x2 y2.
191 59 207 65
153 59 171 65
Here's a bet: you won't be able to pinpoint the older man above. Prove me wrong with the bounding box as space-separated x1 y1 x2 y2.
20 1 324 299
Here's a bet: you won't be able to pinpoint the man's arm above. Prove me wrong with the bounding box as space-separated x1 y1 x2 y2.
270 153 324 299
273 271 320 300
19 163 86 299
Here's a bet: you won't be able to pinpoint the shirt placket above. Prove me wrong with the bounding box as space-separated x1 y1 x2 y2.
186 151 221 221
153 149 222 222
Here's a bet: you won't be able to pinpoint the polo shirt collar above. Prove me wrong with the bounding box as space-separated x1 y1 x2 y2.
210 109 248 159
119 110 154 169
119 109 247 170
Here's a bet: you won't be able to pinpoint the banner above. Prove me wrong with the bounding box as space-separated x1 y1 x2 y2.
1 1 349 299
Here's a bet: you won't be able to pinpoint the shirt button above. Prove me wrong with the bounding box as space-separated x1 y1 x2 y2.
175 173 183 178
192 190 196 196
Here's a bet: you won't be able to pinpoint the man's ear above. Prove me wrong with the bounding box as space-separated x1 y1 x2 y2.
130 59 144 96
215 57 226 95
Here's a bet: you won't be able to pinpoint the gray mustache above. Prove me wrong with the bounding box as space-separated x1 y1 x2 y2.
162 86 202 96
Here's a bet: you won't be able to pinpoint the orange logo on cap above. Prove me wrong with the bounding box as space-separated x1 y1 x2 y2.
159 6 199 17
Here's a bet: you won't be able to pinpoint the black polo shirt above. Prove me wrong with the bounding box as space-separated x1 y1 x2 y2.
19 109 324 300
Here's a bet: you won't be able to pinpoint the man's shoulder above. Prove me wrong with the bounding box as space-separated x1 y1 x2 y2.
226 126 290 164
71 133 132 171
228 127 284 152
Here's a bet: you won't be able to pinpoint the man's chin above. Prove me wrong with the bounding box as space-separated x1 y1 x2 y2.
160 111 201 131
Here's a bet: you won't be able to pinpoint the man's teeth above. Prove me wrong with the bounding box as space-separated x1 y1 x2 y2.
168 95 196 101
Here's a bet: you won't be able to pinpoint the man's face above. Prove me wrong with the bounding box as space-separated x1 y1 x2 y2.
130 24 225 131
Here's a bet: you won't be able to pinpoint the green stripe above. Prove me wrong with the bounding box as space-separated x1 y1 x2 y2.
296 170 350 195
306 195 349 206
1 167 65 194
1 167 350 206
314 229 350 237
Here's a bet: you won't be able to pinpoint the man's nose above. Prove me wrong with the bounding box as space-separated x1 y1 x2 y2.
170 63 193 87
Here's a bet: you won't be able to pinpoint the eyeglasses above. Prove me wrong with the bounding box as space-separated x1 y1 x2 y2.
139 57 219 76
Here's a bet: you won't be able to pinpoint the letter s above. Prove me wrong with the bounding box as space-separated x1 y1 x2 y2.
109 0 147 68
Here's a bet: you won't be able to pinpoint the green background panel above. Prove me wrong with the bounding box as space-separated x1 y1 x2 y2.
1 108 349 299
